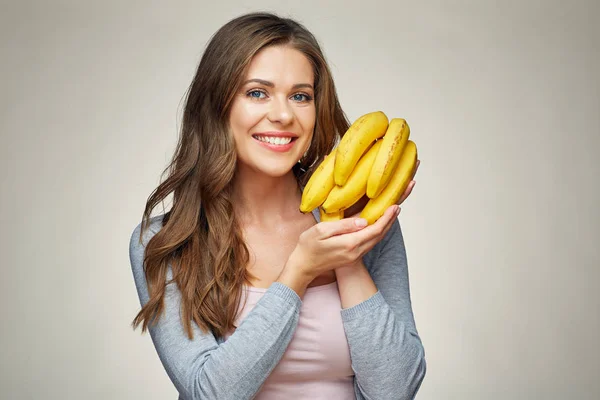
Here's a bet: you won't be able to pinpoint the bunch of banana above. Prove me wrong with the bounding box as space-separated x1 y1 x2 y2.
300 111 418 225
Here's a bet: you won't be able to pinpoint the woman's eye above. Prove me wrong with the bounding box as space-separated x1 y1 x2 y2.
292 93 312 102
247 90 266 99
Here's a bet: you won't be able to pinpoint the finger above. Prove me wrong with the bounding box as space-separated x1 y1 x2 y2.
361 207 400 253
357 206 399 253
397 180 416 205
315 215 368 240
346 205 398 244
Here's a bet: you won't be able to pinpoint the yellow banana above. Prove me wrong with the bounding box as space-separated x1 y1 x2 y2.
367 118 410 199
334 111 388 186
319 207 344 222
299 150 337 213
322 140 383 213
360 140 417 225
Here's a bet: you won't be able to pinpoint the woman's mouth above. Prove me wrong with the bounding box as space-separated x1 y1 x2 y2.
252 134 298 152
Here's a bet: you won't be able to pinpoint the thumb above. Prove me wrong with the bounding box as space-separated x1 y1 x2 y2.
316 216 368 239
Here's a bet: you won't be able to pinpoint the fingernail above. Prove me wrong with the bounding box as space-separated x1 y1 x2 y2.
395 206 401 215
354 218 367 227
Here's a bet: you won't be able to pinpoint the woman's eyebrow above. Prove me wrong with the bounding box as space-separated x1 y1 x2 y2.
242 78 313 90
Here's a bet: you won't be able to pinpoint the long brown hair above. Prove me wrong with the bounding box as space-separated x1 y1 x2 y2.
132 12 350 339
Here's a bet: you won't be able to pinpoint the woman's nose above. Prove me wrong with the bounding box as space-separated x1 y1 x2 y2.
267 96 293 125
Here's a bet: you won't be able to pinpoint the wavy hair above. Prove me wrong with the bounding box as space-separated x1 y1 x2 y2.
132 12 350 339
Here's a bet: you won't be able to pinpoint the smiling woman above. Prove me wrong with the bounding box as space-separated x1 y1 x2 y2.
230 45 316 177
129 11 425 400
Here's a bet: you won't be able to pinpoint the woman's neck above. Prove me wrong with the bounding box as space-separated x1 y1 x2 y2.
231 167 302 226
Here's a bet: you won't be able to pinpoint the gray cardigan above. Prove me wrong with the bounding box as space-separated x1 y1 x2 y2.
129 208 426 399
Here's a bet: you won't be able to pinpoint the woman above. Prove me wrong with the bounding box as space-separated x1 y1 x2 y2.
129 11 426 400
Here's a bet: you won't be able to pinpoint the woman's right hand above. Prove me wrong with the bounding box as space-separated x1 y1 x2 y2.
277 205 400 295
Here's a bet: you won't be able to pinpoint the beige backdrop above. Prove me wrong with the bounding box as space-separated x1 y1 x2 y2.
1 0 598 399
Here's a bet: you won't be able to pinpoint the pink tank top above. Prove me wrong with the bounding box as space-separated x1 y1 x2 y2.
223 281 356 399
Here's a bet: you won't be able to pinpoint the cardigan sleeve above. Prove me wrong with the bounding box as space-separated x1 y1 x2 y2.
129 216 302 400
340 219 427 400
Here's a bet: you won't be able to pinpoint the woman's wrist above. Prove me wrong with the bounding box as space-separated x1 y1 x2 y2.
334 260 362 275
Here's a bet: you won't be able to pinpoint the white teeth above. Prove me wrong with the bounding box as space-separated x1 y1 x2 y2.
255 136 293 145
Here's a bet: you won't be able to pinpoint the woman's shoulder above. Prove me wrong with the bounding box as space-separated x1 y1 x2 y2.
128 214 168 302
128 214 167 274
129 214 166 249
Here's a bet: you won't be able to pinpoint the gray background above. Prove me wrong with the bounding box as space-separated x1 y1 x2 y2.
1 0 598 399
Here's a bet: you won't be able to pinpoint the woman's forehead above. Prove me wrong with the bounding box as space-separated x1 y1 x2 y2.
243 45 314 87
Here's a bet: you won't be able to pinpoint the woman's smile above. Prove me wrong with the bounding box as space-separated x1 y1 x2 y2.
252 131 299 152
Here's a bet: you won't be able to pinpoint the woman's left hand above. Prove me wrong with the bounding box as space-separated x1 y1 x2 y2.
344 159 420 217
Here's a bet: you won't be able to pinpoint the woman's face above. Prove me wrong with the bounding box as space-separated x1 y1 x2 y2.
229 45 316 178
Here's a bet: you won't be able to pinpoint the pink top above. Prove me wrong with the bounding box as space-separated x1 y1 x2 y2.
223 281 355 399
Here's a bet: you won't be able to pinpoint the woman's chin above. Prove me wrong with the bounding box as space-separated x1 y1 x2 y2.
262 165 297 178
252 162 298 179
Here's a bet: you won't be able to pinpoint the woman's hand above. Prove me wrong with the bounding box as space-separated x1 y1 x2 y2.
278 160 419 296
283 205 400 284
344 159 420 217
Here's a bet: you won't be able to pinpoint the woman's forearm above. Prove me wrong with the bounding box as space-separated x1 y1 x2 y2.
334 261 378 309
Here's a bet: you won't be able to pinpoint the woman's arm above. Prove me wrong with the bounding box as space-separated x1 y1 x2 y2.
129 216 301 400
336 218 427 400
